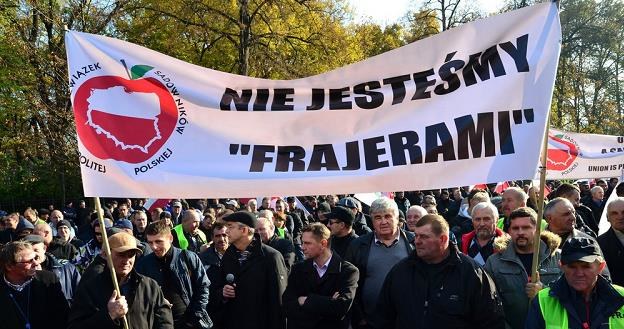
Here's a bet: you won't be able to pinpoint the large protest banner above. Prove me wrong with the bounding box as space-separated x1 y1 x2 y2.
65 3 561 198
546 128 624 180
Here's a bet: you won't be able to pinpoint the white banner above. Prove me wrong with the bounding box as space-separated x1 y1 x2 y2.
546 129 624 180
66 3 561 198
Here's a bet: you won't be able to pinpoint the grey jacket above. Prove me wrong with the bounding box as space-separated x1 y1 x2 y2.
484 231 562 329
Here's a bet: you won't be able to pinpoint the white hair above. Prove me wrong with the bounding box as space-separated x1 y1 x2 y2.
471 202 499 219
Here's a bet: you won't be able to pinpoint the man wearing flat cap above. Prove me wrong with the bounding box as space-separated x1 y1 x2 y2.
526 237 624 329
216 211 288 329
69 232 173 329
328 206 358 258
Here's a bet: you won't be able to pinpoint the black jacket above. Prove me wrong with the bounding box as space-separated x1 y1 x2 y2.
68 269 173 329
353 212 372 236
136 246 212 329
598 228 624 286
215 235 288 329
267 234 296 271
0 270 69 329
330 230 358 259
199 246 226 328
373 246 505 329
283 254 359 329
525 274 624 329
344 230 415 326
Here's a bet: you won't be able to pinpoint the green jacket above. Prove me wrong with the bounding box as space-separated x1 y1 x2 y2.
484 231 562 329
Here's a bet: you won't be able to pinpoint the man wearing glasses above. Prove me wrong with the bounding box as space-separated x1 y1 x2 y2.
0 240 69 329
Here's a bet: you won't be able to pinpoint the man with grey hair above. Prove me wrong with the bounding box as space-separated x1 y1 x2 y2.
497 187 528 232
461 202 505 266
405 205 428 232
582 185 605 227
345 197 414 329
598 197 624 285
256 216 295 270
545 197 596 248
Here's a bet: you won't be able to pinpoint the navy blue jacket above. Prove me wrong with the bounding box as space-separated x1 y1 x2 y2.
136 246 212 329
43 253 81 304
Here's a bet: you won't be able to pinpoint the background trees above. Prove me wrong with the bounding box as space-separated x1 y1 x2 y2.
0 0 622 209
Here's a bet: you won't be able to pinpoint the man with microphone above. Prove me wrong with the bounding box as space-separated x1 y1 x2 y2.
217 211 288 329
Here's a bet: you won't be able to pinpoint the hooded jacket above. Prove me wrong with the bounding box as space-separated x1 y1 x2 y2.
484 231 562 329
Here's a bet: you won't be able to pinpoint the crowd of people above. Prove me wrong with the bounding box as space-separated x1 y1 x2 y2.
0 178 623 329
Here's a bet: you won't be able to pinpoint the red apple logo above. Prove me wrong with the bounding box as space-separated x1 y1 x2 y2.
547 133 578 171
73 67 177 164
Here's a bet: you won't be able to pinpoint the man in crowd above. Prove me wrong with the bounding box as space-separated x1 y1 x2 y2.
24 234 81 304
172 210 208 253
526 237 624 328
0 212 19 244
373 215 505 328
345 197 414 329
583 185 605 228
256 216 296 270
598 197 624 286
276 198 303 261
137 221 212 329
69 232 173 328
328 205 358 258
171 201 184 225
47 220 79 260
217 211 288 329
497 187 528 232
115 202 131 221
405 206 427 233
545 197 597 247
393 192 410 217
338 197 372 236
0 241 69 329
283 223 359 329
450 189 490 237
131 210 149 242
484 207 562 329
74 219 110 271
49 210 76 238
461 202 505 266
552 183 597 235
199 222 229 328
287 196 311 226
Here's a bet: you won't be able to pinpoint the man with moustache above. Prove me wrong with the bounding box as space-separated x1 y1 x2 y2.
200 222 229 328
485 207 562 329
461 202 505 266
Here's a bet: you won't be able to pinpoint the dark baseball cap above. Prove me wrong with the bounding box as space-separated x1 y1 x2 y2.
326 206 355 226
113 219 133 230
223 211 257 228
317 202 331 214
561 237 603 265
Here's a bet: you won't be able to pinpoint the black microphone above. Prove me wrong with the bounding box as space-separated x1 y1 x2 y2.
226 273 235 285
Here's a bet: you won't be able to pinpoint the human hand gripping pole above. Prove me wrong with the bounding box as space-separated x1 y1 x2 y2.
94 197 129 329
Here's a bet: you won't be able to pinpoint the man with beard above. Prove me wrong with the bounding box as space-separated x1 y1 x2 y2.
0 241 69 329
373 215 505 328
461 202 506 266
484 208 562 329
137 221 212 329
